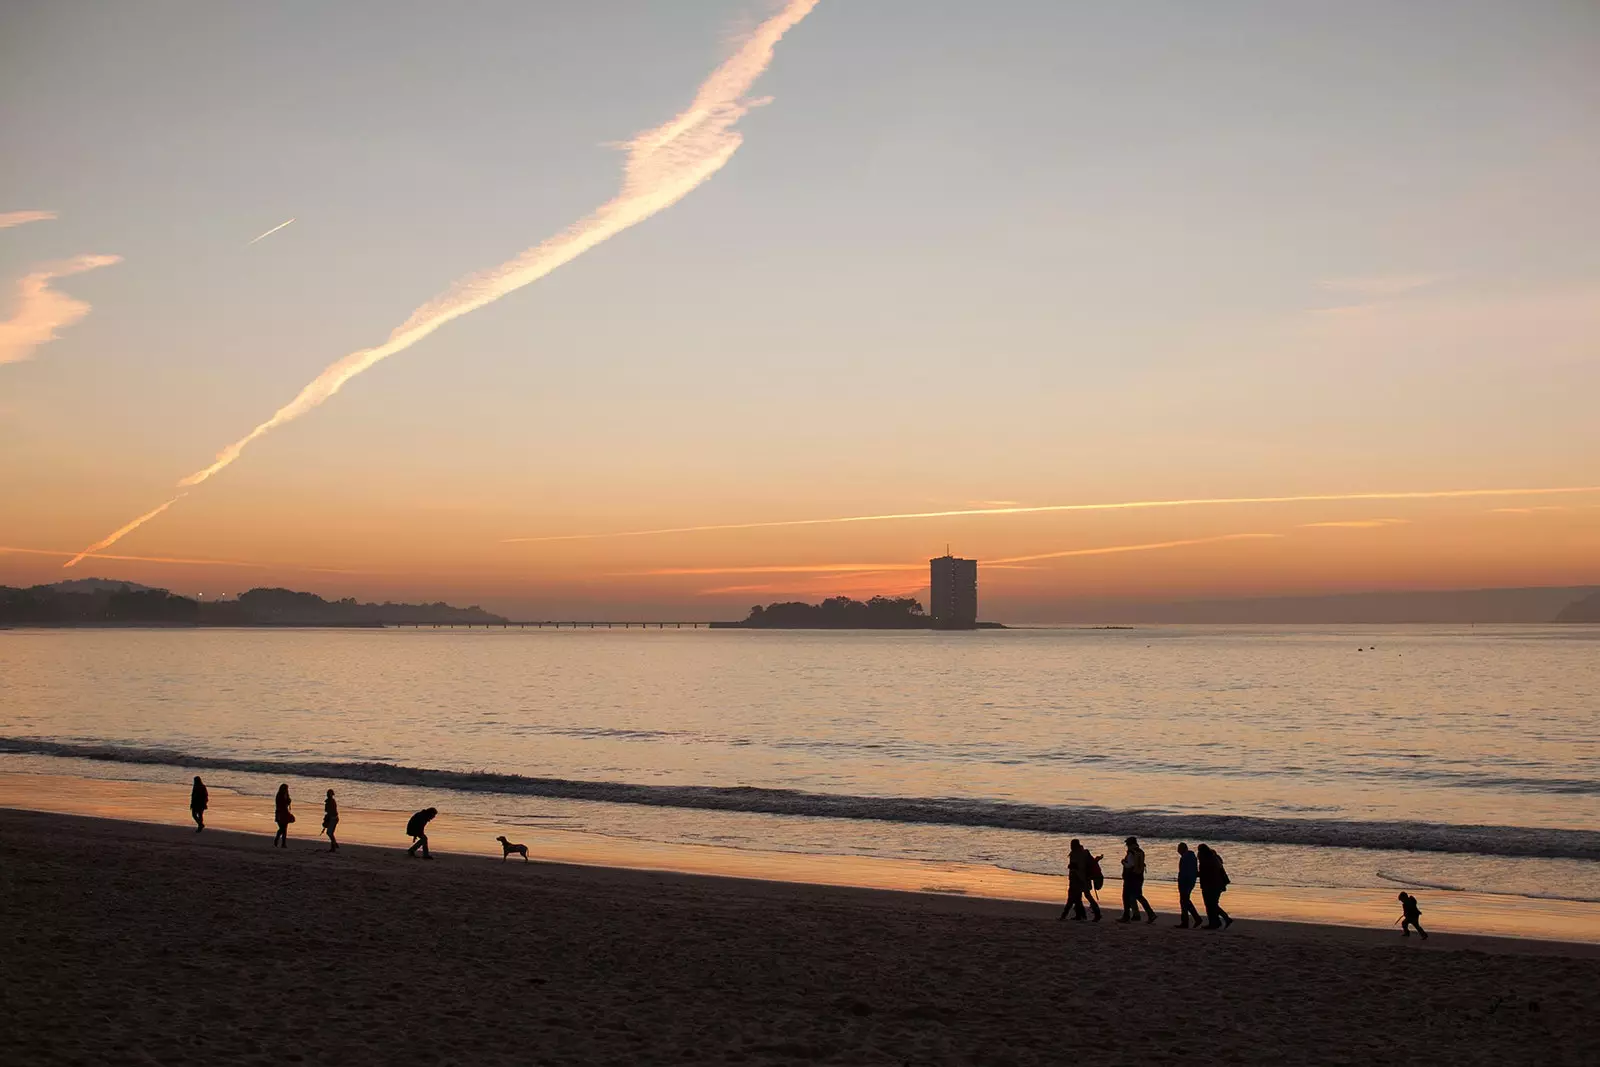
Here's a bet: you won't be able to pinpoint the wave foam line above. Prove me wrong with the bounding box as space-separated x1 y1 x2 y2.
503 485 1600 543
64 0 818 568
4 738 1597 860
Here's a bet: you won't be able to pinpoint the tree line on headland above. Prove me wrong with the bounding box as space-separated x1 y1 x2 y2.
0 579 507 626
721 595 1003 629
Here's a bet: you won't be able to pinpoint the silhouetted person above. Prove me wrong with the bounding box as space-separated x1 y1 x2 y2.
1397 892 1428 940
1118 836 1156 923
1175 842 1203 928
1198 843 1232 928
1058 838 1102 921
189 776 208 832
322 789 340 852
273 783 294 848
406 807 437 859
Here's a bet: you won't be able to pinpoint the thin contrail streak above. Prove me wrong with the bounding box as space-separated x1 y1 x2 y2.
503 485 1600 543
64 0 818 568
247 218 296 245
0 543 365 572
623 533 1285 576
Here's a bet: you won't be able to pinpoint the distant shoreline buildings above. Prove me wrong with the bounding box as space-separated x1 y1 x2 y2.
929 554 978 630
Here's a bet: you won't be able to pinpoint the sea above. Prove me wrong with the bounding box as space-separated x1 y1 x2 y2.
3 624 1598 934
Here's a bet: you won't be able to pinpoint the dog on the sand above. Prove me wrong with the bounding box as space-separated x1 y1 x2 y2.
496 835 530 862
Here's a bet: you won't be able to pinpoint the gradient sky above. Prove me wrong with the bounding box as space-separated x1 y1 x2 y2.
3 1 1597 619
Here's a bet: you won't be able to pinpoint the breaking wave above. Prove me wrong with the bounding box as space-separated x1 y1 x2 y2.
3 737 1597 861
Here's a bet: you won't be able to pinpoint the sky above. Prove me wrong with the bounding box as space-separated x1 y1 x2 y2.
2 1 1597 620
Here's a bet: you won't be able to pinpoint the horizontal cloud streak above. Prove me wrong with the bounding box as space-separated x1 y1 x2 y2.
65 0 818 566
1299 518 1410 529
628 532 1282 578
505 485 1600 544
0 253 122 365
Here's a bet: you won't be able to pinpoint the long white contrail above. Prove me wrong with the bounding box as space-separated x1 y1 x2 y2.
624 533 1284 576
65 1 818 568
247 218 296 245
502 484 1600 543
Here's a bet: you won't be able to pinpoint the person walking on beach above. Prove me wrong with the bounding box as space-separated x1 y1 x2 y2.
189 776 208 832
322 789 340 852
1197 843 1232 929
1059 839 1102 921
273 783 294 848
1175 842 1203 928
1119 836 1156 924
406 806 437 859
1397 892 1428 940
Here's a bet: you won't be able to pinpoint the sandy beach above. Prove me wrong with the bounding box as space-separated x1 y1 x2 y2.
4 808 1597 1066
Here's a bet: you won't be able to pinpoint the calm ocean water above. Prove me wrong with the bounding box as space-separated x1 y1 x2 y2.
3 625 1598 903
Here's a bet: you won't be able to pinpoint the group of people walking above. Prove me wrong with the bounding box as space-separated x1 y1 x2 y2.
1060 836 1234 930
188 776 436 857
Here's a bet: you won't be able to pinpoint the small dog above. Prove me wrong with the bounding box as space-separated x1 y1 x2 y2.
496 835 529 862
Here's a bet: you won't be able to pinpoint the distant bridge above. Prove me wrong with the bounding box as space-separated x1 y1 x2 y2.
388 620 716 629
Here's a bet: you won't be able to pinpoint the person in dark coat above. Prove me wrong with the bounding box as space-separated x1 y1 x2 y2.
273 783 294 848
406 807 437 859
1058 839 1102 921
1118 837 1156 923
322 789 340 852
1197 843 1232 929
189 776 209 832
1175 842 1203 928
188 777 209 831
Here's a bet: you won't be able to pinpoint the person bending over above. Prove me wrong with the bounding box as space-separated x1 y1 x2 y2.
406 806 437 859
1397 892 1428 940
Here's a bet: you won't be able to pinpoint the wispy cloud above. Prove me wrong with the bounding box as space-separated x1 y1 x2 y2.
1489 505 1570 515
0 210 58 230
1312 273 1447 316
66 0 819 567
505 485 1600 544
0 253 122 365
1299 518 1410 529
1318 274 1444 298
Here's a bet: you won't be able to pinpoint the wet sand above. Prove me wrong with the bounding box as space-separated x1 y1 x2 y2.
4 808 1598 1066
6 765 1599 944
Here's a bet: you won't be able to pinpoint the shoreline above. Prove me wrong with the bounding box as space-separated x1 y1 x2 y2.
5 807 1598 1065
6 767 1600 947
6 806 1597 960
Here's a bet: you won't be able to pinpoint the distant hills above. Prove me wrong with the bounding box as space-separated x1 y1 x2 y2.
1041 585 1600 625
1554 591 1600 623
0 580 507 626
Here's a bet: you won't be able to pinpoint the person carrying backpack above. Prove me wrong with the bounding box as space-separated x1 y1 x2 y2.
1058 839 1102 922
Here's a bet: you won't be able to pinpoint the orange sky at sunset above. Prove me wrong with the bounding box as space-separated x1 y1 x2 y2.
3 3 1597 619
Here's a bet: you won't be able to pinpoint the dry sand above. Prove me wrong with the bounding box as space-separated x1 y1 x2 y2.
3 809 1597 1066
